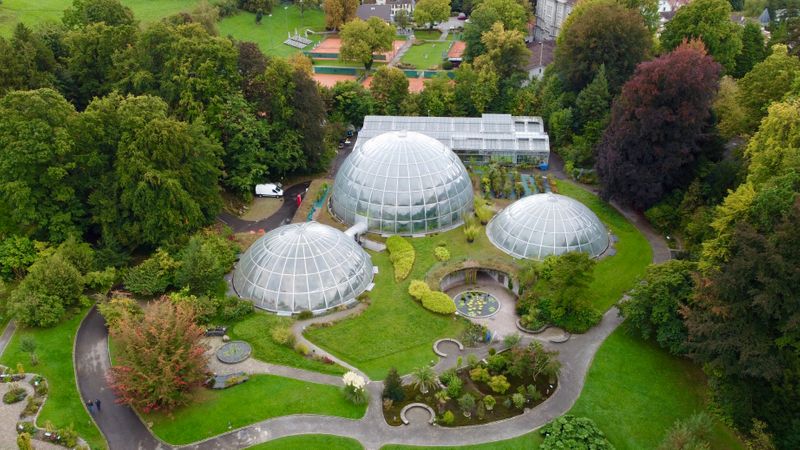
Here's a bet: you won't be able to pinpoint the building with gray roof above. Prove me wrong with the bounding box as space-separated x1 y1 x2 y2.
357 114 550 165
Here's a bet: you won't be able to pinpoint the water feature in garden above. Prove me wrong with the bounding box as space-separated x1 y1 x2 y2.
454 290 500 319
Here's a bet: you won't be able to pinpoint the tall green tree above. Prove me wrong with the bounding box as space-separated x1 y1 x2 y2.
620 260 696 355
63 22 137 108
327 81 375 126
743 99 800 187
475 21 530 80
618 0 660 32
419 73 457 116
414 0 451 28
554 0 652 93
323 0 359 30
661 0 743 74
370 66 409 115
737 44 800 134
62 0 136 28
733 21 767 78
536 252 600 332
0 24 58 94
8 253 84 327
596 42 721 210
454 62 499 115
463 0 528 60
0 89 85 242
339 17 395 70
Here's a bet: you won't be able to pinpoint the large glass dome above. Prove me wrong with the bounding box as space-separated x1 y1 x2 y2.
232 222 373 314
487 193 609 260
331 131 473 235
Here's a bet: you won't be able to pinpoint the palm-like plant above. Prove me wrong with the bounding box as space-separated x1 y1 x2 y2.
433 389 450 412
411 366 437 394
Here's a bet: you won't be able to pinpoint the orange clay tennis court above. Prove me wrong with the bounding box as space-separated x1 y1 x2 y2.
313 73 358 88
311 37 405 61
362 76 427 93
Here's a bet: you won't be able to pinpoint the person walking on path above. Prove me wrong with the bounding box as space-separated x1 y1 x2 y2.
86 400 95 415
95 399 101 412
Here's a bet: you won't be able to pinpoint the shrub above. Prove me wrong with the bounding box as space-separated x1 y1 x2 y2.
8 254 85 327
174 233 239 296
123 249 178 296
59 424 79 448
488 375 510 394
483 394 496 410
271 326 295 347
474 198 494 224
383 367 405 402
84 266 117 294
421 290 456 314
446 377 463 398
294 342 309 356
386 236 415 281
342 371 368 405
297 310 314 320
503 332 522 348
512 392 526 409
486 353 508 373
441 410 455 425
439 368 458 386
433 246 450 262
216 295 254 322
17 432 33 450
540 415 613 450
408 280 431 300
212 0 239 17
458 393 476 416
22 396 41 416
98 296 143 331
470 366 490 383
657 413 713 450
169 290 217 324
463 225 480 243
3 385 27 404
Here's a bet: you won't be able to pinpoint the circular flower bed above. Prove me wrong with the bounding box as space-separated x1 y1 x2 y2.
454 291 500 319
216 341 252 364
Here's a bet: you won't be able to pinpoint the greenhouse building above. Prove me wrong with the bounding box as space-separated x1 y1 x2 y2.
487 193 609 260
232 222 374 314
331 130 474 235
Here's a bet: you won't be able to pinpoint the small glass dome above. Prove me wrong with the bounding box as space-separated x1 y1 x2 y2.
487 193 609 260
232 222 373 314
331 131 473 235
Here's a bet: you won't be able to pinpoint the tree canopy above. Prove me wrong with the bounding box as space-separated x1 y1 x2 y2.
339 17 395 70
324 0 359 30
414 0 451 28
596 42 721 210
462 0 529 60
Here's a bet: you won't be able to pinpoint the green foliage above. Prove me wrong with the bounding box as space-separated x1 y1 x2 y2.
469 366 490 382
661 0 742 74
3 385 27 404
174 233 238 295
123 249 178 296
408 280 431 300
62 0 136 28
97 296 143 330
382 367 405 402
548 107 574 149
9 254 85 327
540 415 614 450
84 266 117 294
555 0 652 93
339 17 395 70
744 99 800 186
323 0 359 30
621 260 696 355
483 394 496 410
535 252 601 333
433 246 450 262
414 0 451 28
733 22 766 78
473 197 494 224
411 365 438 393
271 325 295 347
421 290 457 314
463 0 528 60
386 236 416 281
714 76 749 140
458 392 475 414
328 81 375 127
370 66 409 115
0 236 42 281
512 392 525 409
488 374 510 394
446 377 463 398
441 410 455 424
737 45 800 135
17 432 33 450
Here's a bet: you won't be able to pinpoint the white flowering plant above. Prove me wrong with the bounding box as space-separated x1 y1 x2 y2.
342 371 368 405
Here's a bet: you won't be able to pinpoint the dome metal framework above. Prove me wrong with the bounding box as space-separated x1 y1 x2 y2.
331 131 473 235
233 222 373 314
486 193 609 260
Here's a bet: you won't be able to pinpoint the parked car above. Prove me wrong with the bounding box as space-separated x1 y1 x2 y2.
345 138 351 144
255 183 283 198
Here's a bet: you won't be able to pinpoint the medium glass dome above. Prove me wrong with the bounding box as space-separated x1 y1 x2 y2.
331 131 473 235
232 222 373 314
487 193 609 260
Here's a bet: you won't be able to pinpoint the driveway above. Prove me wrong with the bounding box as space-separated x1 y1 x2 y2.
218 181 310 233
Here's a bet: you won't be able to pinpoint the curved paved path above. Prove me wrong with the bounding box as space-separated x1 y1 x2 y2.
73 174 669 450
218 181 311 233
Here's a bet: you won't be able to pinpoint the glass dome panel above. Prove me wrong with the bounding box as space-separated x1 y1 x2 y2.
486 193 609 260
233 222 373 314
331 131 473 235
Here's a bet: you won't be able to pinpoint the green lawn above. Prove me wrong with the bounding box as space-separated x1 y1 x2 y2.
307 225 512 379
229 312 346 375
248 435 363 450
570 328 744 449
0 309 106 449
217 7 325 57
145 374 366 445
381 433 543 450
0 0 202 36
557 179 652 311
401 41 450 70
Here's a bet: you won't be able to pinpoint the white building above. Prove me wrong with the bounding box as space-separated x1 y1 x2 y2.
534 0 575 41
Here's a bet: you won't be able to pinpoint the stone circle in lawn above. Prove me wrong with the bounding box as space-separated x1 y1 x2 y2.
216 340 252 364
453 290 500 319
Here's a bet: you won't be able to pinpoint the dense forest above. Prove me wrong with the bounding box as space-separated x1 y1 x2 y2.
0 0 799 447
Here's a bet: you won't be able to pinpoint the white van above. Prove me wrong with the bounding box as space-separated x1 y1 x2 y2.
255 183 283 198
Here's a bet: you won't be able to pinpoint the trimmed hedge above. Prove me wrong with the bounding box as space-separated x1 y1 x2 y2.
386 236 415 281
421 290 456 315
433 246 450 262
408 280 431 300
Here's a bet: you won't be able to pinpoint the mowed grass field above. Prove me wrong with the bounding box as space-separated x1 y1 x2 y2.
0 0 203 36
247 435 364 450
217 7 326 57
401 41 450 70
